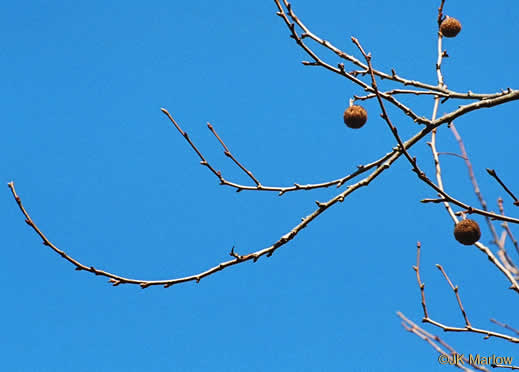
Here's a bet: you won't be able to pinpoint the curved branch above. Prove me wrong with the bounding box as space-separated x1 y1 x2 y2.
161 108 393 195
6 119 436 289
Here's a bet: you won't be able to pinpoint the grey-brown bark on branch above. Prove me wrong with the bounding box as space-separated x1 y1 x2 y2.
8 1 519 368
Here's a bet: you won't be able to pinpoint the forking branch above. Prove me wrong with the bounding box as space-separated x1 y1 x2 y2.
8 0 519 312
9 1 519 367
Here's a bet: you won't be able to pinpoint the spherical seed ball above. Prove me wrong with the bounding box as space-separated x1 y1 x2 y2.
440 17 462 38
454 219 481 245
343 105 367 129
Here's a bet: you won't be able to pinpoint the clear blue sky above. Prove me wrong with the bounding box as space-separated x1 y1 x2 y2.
3 1 519 371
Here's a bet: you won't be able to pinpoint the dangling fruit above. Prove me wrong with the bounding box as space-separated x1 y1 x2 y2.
440 17 462 38
454 219 480 245
343 105 367 129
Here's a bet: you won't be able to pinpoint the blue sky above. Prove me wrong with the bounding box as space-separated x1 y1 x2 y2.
3 1 519 371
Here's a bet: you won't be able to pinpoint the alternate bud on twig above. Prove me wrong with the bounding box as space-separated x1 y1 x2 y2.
343 105 368 129
440 17 462 38
454 219 481 245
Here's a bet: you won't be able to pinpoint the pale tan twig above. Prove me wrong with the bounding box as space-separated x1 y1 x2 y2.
474 240 519 291
351 36 496 228
6 126 428 289
423 5 519 291
161 108 389 194
449 125 518 274
351 37 419 167
437 151 467 160
436 264 471 327
352 31 519 304
206 122 261 186
398 311 488 372
450 123 500 244
354 89 452 101
413 242 429 319
415 170 519 226
428 128 458 221
275 0 513 104
274 0 430 125
354 89 516 103
430 127 519 288
490 318 519 336
495 201 519 275
349 37 519 226
400 324 473 372
428 11 458 222
402 2 519 367
353 30 519 229
411 242 519 342
160 107 437 196
422 126 519 286
164 106 519 224
278 0 519 134
432 91 519 128
11 1 519 294
498 198 519 257
400 320 446 356
492 365 519 371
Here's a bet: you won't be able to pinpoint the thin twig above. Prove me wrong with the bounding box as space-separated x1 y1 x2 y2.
487 169 519 206
490 318 519 336
492 365 519 371
350 37 519 226
451 124 499 244
351 37 419 170
428 8 459 222
275 0 512 104
409 242 519 343
437 152 467 160
498 198 519 257
354 89 450 101
6 125 428 289
437 0 447 26
398 311 489 372
162 108 519 225
424 19 519 292
436 264 471 327
206 122 261 186
414 242 428 319
275 0 430 125
161 108 389 194
449 124 519 273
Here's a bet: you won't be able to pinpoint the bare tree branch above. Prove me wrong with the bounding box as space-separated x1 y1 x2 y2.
160 108 404 195
490 318 519 337
275 0 513 104
398 311 489 372
411 243 519 343
498 198 519 258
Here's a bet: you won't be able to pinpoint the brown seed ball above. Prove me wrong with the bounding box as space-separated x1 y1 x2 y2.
440 17 462 38
343 105 367 129
454 219 481 245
